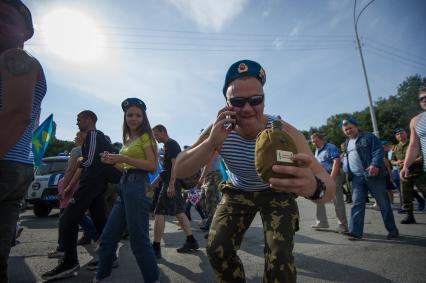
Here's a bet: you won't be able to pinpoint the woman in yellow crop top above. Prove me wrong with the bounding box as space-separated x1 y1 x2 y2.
96 98 159 283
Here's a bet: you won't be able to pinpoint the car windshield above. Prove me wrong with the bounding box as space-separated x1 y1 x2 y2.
36 160 68 176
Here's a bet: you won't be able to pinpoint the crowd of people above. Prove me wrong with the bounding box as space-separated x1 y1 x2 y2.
1 1 426 283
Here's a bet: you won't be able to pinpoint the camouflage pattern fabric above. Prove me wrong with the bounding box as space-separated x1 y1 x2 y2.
201 171 222 220
206 183 299 283
401 174 426 212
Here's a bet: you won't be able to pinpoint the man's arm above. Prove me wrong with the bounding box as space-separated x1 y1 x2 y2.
404 116 421 169
0 49 38 158
175 125 217 178
370 134 384 168
167 158 178 197
401 116 421 180
80 131 97 168
198 153 216 187
330 158 340 181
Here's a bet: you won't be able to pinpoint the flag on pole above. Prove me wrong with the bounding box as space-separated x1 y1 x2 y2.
32 114 54 166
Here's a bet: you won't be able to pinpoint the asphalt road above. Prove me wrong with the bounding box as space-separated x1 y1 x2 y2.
8 197 426 283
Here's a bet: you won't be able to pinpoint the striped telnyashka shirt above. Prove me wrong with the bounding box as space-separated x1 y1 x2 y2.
219 114 278 192
1 69 47 165
415 112 426 172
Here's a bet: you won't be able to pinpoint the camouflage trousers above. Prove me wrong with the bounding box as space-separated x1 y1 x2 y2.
201 171 222 220
401 173 426 212
206 184 299 283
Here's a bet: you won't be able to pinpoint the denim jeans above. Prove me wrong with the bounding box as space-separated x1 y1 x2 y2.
96 171 159 283
0 160 34 283
350 174 399 238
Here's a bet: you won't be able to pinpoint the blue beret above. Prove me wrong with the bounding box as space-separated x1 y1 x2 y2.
121 98 146 112
381 140 390 145
2 0 34 40
339 117 358 127
223 59 266 96
392 128 405 135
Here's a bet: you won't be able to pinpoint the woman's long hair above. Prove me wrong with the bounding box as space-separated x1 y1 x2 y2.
122 106 158 161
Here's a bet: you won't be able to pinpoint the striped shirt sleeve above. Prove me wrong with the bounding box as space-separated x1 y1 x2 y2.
80 131 97 168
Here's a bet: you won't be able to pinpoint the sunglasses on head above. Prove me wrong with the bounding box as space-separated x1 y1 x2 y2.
419 96 426 102
228 95 264 107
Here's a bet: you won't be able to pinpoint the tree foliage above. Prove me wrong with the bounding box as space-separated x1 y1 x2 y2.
45 138 75 157
303 75 426 147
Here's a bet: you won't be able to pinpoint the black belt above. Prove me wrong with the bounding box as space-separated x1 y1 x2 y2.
124 168 147 175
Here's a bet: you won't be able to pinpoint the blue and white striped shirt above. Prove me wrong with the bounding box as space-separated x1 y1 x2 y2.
219 115 278 192
415 112 426 172
1 68 47 165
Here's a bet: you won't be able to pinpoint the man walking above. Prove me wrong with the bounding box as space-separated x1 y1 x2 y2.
310 133 348 232
0 1 47 281
341 118 399 240
391 127 426 224
151 125 198 259
42 111 117 280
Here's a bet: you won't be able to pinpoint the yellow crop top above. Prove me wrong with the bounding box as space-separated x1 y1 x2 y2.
119 133 156 171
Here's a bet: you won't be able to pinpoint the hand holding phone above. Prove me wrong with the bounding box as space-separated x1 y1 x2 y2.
224 103 236 130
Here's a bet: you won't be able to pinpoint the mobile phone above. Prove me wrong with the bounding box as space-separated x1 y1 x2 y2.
224 101 236 130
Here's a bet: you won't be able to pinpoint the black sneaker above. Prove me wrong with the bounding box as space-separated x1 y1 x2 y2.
400 213 416 224
86 258 119 271
177 240 199 253
386 233 400 240
152 246 162 260
41 261 80 281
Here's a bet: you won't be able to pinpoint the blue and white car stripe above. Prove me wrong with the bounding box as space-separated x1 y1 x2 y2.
48 173 64 187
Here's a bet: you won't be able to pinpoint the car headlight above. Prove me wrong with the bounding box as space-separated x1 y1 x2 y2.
32 183 41 191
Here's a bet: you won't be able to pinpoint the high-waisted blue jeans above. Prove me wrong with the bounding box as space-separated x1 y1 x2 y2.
96 171 159 282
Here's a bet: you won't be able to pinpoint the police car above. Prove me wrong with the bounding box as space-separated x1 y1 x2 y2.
26 156 69 217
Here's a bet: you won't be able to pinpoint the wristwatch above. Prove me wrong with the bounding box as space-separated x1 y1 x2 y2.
308 176 326 200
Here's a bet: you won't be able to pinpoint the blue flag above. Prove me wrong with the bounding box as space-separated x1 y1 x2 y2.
148 160 162 183
32 114 54 166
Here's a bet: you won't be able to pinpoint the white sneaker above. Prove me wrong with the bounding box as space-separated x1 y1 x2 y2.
311 222 329 229
336 224 348 233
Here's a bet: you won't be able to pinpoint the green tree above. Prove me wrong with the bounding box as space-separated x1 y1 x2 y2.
305 75 425 147
44 138 75 157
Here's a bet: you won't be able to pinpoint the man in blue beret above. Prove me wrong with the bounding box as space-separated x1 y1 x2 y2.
0 1 47 282
341 119 399 240
175 59 336 283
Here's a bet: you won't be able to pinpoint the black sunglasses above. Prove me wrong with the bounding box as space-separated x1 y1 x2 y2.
419 96 426 102
228 95 264 107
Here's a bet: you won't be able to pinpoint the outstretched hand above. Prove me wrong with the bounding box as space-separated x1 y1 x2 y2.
268 153 317 198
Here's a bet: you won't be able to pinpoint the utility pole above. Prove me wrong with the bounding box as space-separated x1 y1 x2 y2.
354 0 379 137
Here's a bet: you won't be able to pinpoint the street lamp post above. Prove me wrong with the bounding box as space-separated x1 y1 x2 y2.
354 0 379 137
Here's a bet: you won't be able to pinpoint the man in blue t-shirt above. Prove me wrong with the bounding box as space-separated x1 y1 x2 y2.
310 133 348 232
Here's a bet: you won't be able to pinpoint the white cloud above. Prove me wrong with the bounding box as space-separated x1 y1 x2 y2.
289 22 301 37
167 0 248 31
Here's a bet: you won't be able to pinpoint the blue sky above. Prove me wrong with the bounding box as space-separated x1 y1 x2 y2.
24 0 426 147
